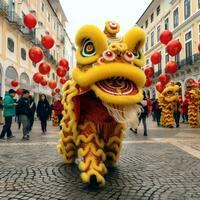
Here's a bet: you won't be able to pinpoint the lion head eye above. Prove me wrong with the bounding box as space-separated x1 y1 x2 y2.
133 51 141 59
124 51 134 62
81 39 96 57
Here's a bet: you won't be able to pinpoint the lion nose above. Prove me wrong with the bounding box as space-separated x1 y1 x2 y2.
109 43 127 56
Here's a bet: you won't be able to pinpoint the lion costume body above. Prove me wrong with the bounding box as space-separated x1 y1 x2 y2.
57 21 146 186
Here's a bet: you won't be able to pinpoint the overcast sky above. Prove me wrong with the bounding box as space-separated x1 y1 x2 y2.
60 0 152 42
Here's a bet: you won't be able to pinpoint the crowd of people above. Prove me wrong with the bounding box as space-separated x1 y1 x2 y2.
0 89 63 141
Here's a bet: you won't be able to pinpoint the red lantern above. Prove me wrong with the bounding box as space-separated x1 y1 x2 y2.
156 82 165 93
33 72 43 84
23 13 37 29
145 78 152 87
29 46 44 64
60 78 67 84
11 80 19 87
40 79 48 86
166 40 182 56
55 88 60 93
56 66 67 77
158 73 170 85
160 30 173 45
16 88 23 95
38 62 51 75
41 35 55 49
150 52 161 64
48 80 57 89
59 58 69 70
198 43 200 52
52 91 56 96
165 61 178 74
144 67 154 78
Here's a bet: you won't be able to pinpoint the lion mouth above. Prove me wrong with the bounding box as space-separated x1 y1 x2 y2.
95 76 138 96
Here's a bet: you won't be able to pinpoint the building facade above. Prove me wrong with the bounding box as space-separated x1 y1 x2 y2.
136 0 200 98
0 0 75 102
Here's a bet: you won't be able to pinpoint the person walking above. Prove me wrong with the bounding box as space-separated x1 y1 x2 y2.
152 99 162 126
174 99 181 128
0 97 3 125
53 98 64 129
0 89 16 140
29 95 36 131
37 94 50 134
130 92 148 136
17 90 31 140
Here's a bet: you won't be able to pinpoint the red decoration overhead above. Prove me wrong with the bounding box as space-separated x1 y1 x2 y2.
38 62 51 75
16 88 23 95
56 66 67 77
158 73 170 85
11 80 19 87
159 30 173 45
150 52 161 64
23 13 37 29
33 72 43 84
166 40 182 56
40 79 48 86
60 78 67 84
41 35 55 49
156 82 165 93
165 61 178 74
52 91 56 96
145 78 152 87
144 67 154 78
29 46 44 64
198 43 200 52
59 58 69 70
48 80 57 89
55 88 60 93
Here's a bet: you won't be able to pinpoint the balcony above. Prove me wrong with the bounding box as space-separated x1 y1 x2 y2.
0 0 8 16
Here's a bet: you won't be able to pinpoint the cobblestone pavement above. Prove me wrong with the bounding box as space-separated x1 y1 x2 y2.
0 119 200 200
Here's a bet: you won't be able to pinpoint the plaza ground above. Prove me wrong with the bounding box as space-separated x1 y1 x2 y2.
0 119 200 200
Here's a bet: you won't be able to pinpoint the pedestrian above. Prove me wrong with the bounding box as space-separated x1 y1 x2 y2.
29 95 36 131
37 94 50 134
53 98 64 129
174 99 181 128
181 98 188 123
130 92 148 136
17 90 31 140
0 89 16 140
152 99 161 126
0 97 3 125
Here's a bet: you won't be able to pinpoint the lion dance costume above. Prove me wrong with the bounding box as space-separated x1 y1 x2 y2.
186 83 200 128
57 21 146 186
158 83 179 128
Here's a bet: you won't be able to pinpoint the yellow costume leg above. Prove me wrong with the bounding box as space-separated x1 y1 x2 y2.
104 124 125 166
76 121 107 187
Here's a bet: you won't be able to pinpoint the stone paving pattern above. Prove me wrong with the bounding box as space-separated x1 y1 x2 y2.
0 120 200 200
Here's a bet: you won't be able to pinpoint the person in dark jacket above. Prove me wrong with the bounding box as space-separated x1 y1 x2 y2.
0 89 16 140
37 94 50 134
17 90 31 140
0 97 3 125
53 98 64 129
29 96 36 131
130 92 148 136
152 99 162 126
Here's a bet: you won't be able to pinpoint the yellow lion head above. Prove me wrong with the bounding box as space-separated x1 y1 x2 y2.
72 21 146 105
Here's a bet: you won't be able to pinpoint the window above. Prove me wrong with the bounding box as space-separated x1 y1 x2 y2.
157 5 160 16
48 13 51 22
52 73 55 80
157 25 161 42
7 37 14 52
41 2 45 12
199 24 200 41
165 54 169 64
185 30 192 63
173 8 179 28
151 31 154 47
141 25 143 29
21 48 26 60
184 0 191 20
145 19 148 28
198 0 200 9
146 59 149 65
164 18 169 30
175 53 180 64
151 13 154 23
145 36 149 51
